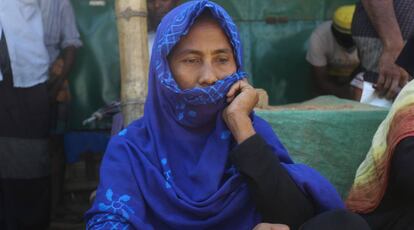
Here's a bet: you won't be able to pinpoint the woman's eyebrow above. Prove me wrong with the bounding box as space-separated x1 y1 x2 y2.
212 48 232 55
175 48 232 57
176 49 203 57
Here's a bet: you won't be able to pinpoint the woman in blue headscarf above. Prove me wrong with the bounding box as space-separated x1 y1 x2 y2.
85 1 370 229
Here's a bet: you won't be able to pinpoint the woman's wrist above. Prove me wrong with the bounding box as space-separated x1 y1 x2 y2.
225 112 256 144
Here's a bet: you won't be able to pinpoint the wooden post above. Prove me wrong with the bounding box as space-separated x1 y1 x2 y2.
116 0 149 126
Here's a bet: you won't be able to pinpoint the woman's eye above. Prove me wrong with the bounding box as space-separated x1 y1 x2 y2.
183 58 200 64
217 58 229 64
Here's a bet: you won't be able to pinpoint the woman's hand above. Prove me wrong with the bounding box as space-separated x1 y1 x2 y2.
223 79 258 144
253 223 290 230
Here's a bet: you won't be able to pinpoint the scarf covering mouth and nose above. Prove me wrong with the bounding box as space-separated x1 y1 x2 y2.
85 1 344 229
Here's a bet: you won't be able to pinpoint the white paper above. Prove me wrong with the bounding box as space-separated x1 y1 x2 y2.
360 81 393 108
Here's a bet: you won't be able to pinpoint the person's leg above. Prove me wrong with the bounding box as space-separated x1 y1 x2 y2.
50 134 66 217
1 82 52 229
300 210 370 230
0 180 11 230
0 179 17 230
0 178 50 230
50 99 69 217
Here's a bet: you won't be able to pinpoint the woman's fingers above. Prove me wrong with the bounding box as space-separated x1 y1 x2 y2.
227 80 242 97
227 79 252 96
225 79 258 111
226 95 235 103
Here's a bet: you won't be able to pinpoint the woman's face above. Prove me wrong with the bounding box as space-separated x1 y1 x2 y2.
168 17 237 90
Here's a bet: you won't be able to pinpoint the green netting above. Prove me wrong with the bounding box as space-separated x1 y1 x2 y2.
256 96 388 197
68 0 120 130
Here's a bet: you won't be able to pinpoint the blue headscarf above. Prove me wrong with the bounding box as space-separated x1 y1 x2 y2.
85 1 344 229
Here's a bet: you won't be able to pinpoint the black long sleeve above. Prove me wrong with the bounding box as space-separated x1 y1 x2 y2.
396 36 414 77
229 134 315 230
389 136 414 205
361 137 414 229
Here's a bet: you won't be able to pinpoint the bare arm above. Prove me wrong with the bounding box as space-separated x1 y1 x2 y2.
362 0 403 49
48 46 77 100
60 46 77 78
361 0 409 98
50 46 77 78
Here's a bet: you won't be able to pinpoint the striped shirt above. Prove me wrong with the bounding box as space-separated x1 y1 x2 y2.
39 0 82 63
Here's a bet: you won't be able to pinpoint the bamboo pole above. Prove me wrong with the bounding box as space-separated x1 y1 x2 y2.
116 0 149 126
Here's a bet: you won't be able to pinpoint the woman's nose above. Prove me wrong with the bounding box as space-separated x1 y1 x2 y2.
198 65 218 87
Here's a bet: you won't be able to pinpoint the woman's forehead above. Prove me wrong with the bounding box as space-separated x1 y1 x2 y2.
185 17 227 41
170 15 233 55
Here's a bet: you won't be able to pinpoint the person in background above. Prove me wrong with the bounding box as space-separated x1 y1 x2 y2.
346 67 414 229
350 0 413 107
306 5 360 99
0 0 51 229
39 0 82 218
147 0 180 57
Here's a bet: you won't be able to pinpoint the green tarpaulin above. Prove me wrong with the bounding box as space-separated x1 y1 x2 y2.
257 96 388 197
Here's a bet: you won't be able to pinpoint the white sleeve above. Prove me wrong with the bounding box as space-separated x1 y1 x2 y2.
306 29 328 67
60 0 82 49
